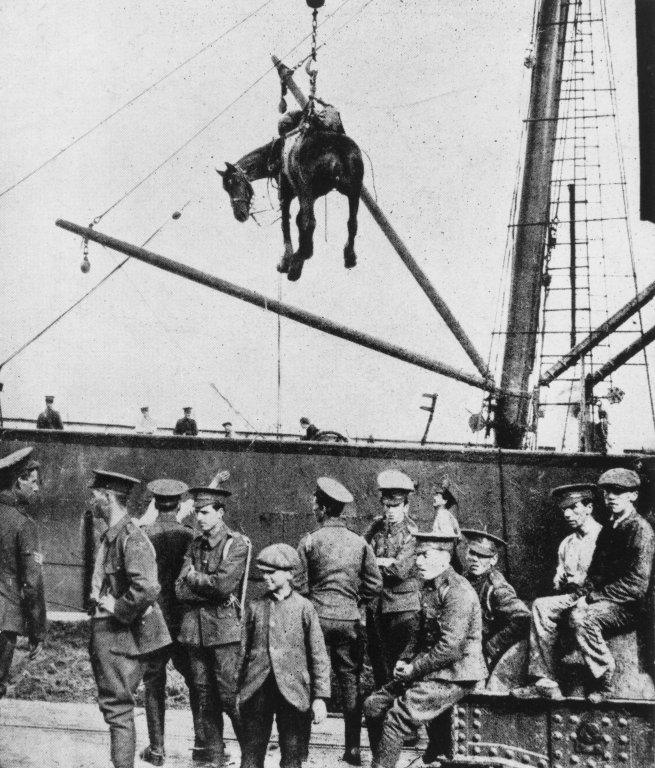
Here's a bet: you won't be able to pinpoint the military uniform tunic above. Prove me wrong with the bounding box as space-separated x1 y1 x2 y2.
89 515 170 768
173 416 198 436
364 567 487 768
297 517 382 753
0 490 46 696
466 568 530 668
175 522 250 763
365 516 420 686
36 409 63 430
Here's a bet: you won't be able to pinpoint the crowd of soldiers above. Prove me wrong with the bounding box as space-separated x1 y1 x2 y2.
0 445 654 768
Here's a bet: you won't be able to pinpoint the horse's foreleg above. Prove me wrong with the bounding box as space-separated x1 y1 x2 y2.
344 188 360 269
277 179 294 274
288 199 316 282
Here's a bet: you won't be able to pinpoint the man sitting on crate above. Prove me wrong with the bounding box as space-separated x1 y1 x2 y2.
363 520 487 768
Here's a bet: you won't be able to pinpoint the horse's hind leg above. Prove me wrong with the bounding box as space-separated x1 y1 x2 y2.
343 188 360 269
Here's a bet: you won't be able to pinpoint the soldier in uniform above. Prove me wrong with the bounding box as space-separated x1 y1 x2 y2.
364 470 420 688
568 468 654 701
363 527 487 768
297 477 382 765
175 486 251 767
461 528 530 670
140 478 198 766
0 447 46 698
87 470 171 768
36 395 63 430
174 407 198 436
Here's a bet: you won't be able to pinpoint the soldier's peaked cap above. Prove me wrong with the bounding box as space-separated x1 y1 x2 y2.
90 470 140 494
256 543 300 572
189 486 232 505
597 468 640 489
316 477 353 504
0 447 35 481
45 395 55 402
550 483 596 509
377 469 414 494
147 478 189 499
461 528 506 556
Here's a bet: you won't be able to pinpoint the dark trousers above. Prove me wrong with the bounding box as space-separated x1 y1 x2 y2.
568 599 635 680
89 620 144 768
143 641 199 755
239 674 305 768
367 611 420 688
320 618 363 751
187 642 240 763
364 679 474 768
0 632 18 698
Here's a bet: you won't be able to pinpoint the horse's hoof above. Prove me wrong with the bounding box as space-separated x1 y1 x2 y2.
277 262 289 274
344 253 357 269
287 261 303 281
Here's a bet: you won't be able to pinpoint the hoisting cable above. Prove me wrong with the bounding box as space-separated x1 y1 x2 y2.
0 205 189 373
0 0 276 201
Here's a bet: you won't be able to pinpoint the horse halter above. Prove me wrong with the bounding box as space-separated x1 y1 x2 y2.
227 165 254 208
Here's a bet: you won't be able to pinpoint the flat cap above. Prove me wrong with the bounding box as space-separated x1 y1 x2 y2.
597 468 640 489
90 470 140 494
183 406 192 412
550 483 595 509
461 528 506 557
147 478 189 499
256 543 300 572
189 486 232 507
316 477 353 504
377 469 414 494
0 447 35 480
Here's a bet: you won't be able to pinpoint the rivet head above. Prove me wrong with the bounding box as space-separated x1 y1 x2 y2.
554 764 564 768
602 735 611 744
456 706 466 717
472 734 481 742
571 756 580 764
602 752 611 760
505 750 514 759
458 745 467 754
457 718 467 729
472 719 481 729
570 732 578 741
586 760 596 768
570 715 580 724
554 751 563 759
553 731 563 740
539 761 549 768
619 735 628 744
473 708 482 717
554 714 563 723
522 755 531 764
618 753 628 762
473 747 481 755
457 732 466 741
489 748 499 756
601 717 611 726
618 718 628 727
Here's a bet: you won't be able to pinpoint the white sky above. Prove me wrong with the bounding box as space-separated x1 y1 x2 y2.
1 0 654 449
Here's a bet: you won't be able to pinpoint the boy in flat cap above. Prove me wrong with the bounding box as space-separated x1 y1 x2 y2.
365 470 420 688
567 468 654 701
140 479 197 766
87 470 171 768
36 395 64 430
238 543 330 768
176 486 251 766
174 407 198 436
297 477 382 765
364 528 486 768
462 529 529 670
513 483 601 699
0 447 46 698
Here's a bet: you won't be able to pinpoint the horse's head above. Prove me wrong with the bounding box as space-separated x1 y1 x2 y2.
217 162 254 223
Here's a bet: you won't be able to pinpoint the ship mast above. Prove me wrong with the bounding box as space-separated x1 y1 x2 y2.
495 0 570 448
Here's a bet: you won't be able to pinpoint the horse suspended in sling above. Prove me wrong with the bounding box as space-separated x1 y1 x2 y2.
217 110 364 282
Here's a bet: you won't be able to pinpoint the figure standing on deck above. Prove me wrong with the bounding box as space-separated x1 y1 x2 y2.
296 477 382 765
139 478 198 766
238 543 330 768
512 483 602 700
461 528 530 670
175 485 250 766
174 407 198 436
364 470 420 688
87 470 171 768
0 447 46 699
363 528 486 768
36 395 63 430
